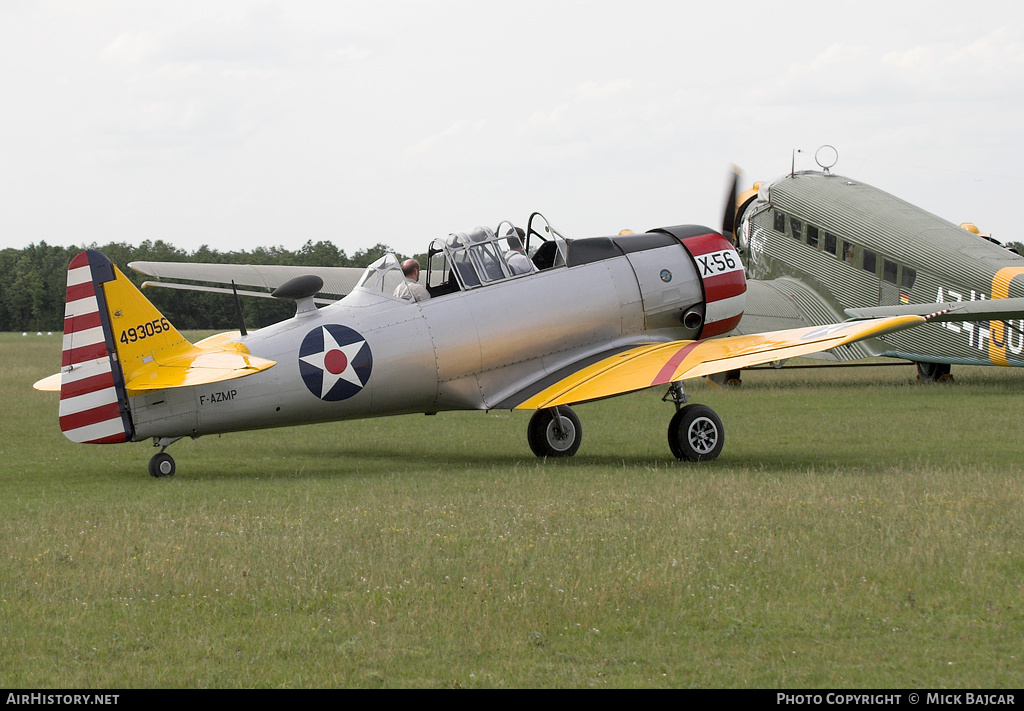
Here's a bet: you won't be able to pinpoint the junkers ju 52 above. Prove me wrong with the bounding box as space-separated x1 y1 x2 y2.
726 147 1024 382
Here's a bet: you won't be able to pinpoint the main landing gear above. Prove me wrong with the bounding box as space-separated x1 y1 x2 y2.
663 381 724 461
148 437 183 478
527 406 582 457
916 361 953 382
526 382 725 462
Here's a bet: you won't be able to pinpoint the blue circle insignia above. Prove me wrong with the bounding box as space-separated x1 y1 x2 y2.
298 324 373 401
660 269 672 283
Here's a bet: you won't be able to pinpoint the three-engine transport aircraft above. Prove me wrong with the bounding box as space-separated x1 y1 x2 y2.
723 148 1024 382
36 212 949 477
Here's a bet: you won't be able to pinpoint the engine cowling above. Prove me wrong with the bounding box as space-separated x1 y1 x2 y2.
650 225 746 339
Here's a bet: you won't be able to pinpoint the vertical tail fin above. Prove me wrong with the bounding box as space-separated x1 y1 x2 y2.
60 251 134 443
58 250 187 444
54 250 273 444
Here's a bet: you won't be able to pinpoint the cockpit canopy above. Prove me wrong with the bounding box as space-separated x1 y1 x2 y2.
355 213 568 302
354 252 408 296
426 213 567 296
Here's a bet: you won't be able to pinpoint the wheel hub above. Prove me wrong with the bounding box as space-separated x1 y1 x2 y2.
688 417 718 453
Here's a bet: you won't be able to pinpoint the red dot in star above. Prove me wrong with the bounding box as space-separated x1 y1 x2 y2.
324 349 348 374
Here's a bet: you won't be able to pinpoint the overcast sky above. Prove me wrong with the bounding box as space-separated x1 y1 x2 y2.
2 0 1022 258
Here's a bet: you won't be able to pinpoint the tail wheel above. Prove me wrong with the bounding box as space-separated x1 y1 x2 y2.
528 406 582 457
148 452 176 478
668 404 724 461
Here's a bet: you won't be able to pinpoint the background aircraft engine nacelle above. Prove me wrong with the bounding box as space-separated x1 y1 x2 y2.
649 225 746 339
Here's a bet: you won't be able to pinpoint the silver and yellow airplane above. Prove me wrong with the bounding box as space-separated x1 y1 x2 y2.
726 150 1024 381
35 213 944 476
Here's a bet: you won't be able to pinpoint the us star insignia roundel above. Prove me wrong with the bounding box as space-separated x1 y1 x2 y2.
298 325 373 401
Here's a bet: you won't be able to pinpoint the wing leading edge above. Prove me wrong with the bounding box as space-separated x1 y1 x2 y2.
515 315 926 410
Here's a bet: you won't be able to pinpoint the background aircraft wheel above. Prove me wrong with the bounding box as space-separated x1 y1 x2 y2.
148 452 176 478
528 407 582 457
668 404 724 462
916 362 953 382
707 369 742 386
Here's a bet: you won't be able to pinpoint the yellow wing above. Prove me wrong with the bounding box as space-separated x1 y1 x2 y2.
516 315 925 410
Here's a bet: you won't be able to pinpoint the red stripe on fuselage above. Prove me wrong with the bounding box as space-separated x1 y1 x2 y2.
677 232 723 256
702 271 746 301
699 314 743 339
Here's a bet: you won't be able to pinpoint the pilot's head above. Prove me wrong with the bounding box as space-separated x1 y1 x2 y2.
402 259 420 279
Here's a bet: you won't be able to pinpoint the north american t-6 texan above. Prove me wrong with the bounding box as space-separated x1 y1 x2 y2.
35 211 964 477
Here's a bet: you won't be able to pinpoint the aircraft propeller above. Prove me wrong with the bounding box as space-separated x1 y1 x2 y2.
721 166 741 246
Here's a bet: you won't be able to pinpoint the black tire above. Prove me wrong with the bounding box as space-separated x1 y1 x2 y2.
528 407 582 458
916 361 952 382
668 404 724 462
148 452 176 478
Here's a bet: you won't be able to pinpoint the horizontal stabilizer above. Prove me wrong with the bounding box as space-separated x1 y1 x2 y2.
140 280 335 304
129 261 365 297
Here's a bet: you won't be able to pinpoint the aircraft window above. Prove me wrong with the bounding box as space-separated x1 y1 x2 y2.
790 218 803 241
902 266 917 289
863 249 877 275
773 210 786 233
824 232 837 256
355 253 408 295
843 240 855 264
452 249 481 288
470 242 509 283
883 259 898 285
806 225 819 248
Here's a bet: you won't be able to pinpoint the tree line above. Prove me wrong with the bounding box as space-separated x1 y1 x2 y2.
0 239 416 332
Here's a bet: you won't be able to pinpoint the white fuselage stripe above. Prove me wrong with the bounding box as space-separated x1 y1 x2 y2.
705 293 747 323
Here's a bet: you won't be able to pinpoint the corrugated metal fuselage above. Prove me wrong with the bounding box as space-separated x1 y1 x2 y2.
741 172 1024 367
128 242 706 441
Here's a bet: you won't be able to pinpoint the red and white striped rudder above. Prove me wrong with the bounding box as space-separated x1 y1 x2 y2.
59 250 134 444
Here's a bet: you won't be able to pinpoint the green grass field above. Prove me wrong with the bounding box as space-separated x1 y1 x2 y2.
2 332 1022 688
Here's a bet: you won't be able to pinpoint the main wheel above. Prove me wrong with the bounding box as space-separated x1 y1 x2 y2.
528 407 582 457
668 404 724 461
916 361 952 382
148 452 176 478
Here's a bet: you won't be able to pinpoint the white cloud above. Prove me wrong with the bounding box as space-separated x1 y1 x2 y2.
2 1 1023 257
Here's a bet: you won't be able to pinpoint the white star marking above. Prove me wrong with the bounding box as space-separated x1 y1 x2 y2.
299 327 368 399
